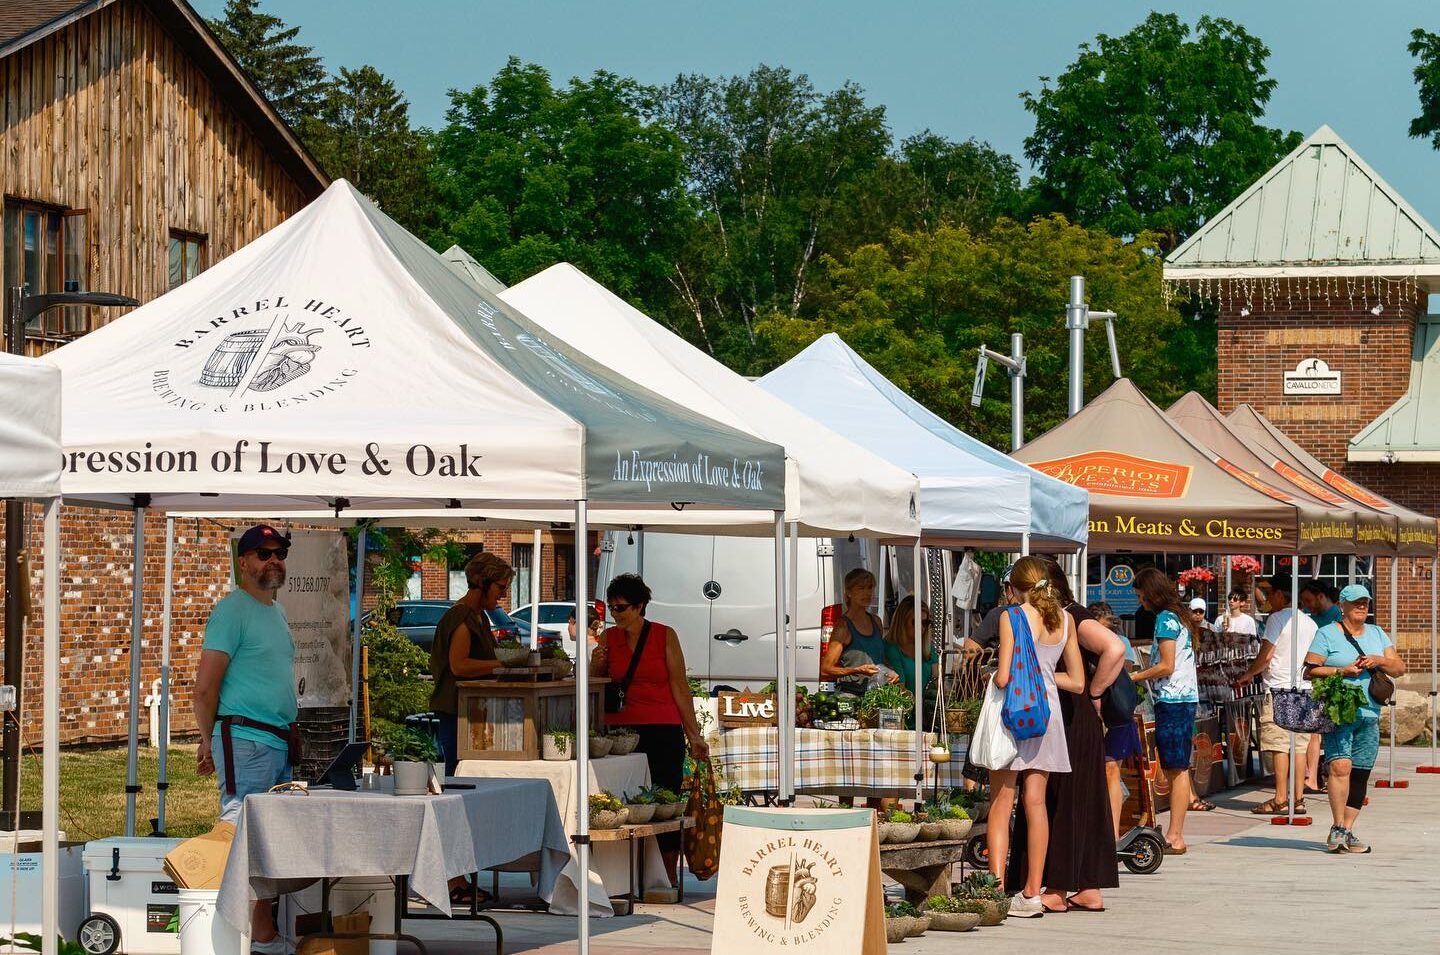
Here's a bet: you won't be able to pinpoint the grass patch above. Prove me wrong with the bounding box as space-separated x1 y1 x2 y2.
19 745 219 840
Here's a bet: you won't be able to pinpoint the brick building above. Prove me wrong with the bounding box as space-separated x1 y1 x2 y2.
1164 125 1440 667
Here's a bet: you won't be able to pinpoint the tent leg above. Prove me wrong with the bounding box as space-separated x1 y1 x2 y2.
574 502 591 952
1021 533 1030 558
1425 555 1438 773
1349 555 1356 587
530 529 542 649
787 522 799 803
1286 572 1299 824
877 544 888 618
349 525 367 743
1388 559 1398 786
913 541 924 804
773 512 788 804
156 516 176 835
41 498 60 955
125 506 146 838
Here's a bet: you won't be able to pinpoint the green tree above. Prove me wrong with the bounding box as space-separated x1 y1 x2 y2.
429 58 691 303
206 0 328 131
304 65 435 233
755 216 1211 448
657 66 891 364
1408 28 1440 149
1021 12 1300 250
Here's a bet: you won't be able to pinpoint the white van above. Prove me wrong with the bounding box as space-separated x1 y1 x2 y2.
596 532 876 689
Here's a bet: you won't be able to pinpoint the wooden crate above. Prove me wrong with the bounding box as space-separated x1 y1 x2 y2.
455 678 607 760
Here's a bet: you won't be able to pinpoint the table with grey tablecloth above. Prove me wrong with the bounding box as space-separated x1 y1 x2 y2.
217 776 569 933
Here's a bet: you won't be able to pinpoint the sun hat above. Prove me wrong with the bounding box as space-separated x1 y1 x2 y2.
1338 583 1372 604
1188 597 1207 611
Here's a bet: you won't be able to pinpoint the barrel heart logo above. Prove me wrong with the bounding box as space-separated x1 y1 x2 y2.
152 294 371 414
1029 450 1192 499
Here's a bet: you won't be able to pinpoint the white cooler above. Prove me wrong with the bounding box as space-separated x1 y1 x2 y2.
79 837 185 955
0 832 84 952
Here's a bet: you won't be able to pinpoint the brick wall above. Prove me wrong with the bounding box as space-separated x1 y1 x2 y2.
1215 284 1438 668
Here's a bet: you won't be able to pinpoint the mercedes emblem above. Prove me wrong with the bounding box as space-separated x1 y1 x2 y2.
702 580 722 600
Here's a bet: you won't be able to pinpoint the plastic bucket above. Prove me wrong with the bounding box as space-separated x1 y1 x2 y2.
330 877 396 955
177 888 247 955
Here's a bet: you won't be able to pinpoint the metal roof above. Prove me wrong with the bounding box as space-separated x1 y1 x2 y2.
1349 314 1440 462
1165 125 1440 281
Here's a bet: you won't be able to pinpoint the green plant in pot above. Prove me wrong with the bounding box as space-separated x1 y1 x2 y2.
382 725 440 796
883 807 920 845
590 791 627 829
493 638 532 667
955 872 1010 925
649 785 684 820
623 788 657 823
544 728 576 761
588 728 614 757
923 896 981 932
607 727 640 755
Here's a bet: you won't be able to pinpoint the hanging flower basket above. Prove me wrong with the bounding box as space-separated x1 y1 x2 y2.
1229 555 1261 575
1178 566 1215 591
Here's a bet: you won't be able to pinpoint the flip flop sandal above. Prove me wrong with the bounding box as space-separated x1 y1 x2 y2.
1066 901 1106 913
1190 798 1217 811
1162 843 1187 856
449 884 494 906
1042 900 1070 913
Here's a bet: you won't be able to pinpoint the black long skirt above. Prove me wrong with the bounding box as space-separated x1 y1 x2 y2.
1006 690 1118 893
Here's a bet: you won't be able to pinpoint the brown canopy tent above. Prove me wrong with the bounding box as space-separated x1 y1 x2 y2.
1012 379 1352 555
1167 392 1390 554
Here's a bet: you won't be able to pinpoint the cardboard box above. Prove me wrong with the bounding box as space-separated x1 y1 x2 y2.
296 912 371 955
162 820 235 889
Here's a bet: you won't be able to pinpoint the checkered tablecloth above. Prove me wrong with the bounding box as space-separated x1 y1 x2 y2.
712 726 970 797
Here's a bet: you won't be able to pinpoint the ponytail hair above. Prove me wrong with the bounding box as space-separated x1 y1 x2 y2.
1009 555 1063 633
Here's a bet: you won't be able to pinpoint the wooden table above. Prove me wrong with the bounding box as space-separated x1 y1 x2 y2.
879 839 967 905
590 817 696 912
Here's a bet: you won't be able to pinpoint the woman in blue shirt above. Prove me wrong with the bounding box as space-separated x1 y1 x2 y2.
1304 584 1406 854
883 595 935 710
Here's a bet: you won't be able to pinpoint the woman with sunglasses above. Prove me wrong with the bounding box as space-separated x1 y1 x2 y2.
1304 584 1406 854
592 573 708 884
882 595 936 713
1215 588 1258 640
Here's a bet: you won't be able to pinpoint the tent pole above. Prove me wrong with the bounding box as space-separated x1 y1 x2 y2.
124 506 145 837
574 501 591 953
1224 555 1232 609
1021 533 1030 558
914 540 925 804
1388 559 1398 785
530 528 541 650
41 498 60 955
877 544 888 618
636 530 645 577
1348 555 1356 587
348 525 367 743
1426 555 1438 772
1287 571 1299 824
787 522 800 803
156 516 175 835
773 512 788 803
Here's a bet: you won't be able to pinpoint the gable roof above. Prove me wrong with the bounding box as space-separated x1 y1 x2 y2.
0 0 326 197
1349 313 1440 463
1164 125 1440 282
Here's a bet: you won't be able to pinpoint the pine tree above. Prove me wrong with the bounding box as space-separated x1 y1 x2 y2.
207 0 328 131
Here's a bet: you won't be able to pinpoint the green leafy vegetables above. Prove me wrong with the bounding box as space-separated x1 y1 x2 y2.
1311 674 1368 726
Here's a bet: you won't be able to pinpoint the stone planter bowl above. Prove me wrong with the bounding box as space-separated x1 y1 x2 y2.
624 803 656 824
875 822 892 844
590 808 628 830
926 912 980 932
494 646 532 666
670 800 689 818
588 735 614 758
884 918 910 943
651 802 677 821
542 736 575 761
905 916 930 937
885 823 920 845
609 733 640 756
974 897 1010 926
937 818 973 841
916 822 942 842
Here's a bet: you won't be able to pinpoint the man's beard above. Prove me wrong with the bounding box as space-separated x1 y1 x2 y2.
258 566 286 591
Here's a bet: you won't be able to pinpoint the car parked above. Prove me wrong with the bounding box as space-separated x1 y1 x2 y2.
372 599 521 652
510 600 608 658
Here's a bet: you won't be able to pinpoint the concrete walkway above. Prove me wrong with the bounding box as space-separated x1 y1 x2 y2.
410 747 1440 955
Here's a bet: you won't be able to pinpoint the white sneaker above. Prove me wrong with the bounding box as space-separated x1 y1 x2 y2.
251 936 292 955
1344 831 1372 854
1007 894 1044 918
1325 826 1347 852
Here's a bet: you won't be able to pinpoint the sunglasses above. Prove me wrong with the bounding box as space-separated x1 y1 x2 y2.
608 602 634 614
253 547 289 562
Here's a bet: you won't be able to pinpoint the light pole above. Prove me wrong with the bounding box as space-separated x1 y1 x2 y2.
971 332 1027 450
4 287 136 828
1065 275 1123 418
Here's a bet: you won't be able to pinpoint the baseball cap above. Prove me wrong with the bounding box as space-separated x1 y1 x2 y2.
1338 583 1372 604
1188 597 1207 611
237 524 289 554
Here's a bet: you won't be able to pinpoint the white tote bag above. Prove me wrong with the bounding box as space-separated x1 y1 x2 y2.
968 676 1018 771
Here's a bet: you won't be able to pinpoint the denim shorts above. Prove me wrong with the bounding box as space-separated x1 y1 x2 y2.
1153 701 1197 771
1323 717 1381 771
215 734 292 822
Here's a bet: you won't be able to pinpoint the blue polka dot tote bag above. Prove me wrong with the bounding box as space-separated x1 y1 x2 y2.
1001 606 1052 741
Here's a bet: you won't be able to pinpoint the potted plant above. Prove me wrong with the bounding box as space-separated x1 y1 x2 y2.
923 896 981 932
543 728 575 761
494 638 532 667
885 900 925 939
382 726 440 796
608 727 640 755
884 809 919 844
913 809 942 843
858 684 914 729
544 645 575 678
650 786 683 820
883 900 913 943
955 872 1010 925
588 729 614 758
935 804 972 842
589 791 627 829
623 788 657 823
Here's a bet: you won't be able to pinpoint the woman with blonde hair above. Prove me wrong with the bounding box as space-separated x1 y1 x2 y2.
986 556 1085 917
883 595 937 707
820 567 896 683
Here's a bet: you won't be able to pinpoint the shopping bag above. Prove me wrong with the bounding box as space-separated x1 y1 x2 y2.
684 760 724 881
1000 607 1051 741
967 676 1017 771
1271 688 1335 734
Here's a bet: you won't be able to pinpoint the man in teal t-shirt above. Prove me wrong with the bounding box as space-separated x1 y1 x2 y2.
190 524 296 954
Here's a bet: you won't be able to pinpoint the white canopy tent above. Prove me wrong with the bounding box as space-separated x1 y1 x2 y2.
0 353 63 955
47 180 789 952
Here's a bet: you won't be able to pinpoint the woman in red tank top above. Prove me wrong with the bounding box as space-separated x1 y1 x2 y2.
591 573 708 883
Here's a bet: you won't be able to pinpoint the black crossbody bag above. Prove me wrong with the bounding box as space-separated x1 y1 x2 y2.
604 621 652 715
1344 628 1395 705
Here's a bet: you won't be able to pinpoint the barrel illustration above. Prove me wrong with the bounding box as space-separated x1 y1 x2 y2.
764 864 791 918
199 330 267 388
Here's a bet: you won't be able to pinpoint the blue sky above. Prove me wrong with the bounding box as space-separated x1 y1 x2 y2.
196 1 1440 219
